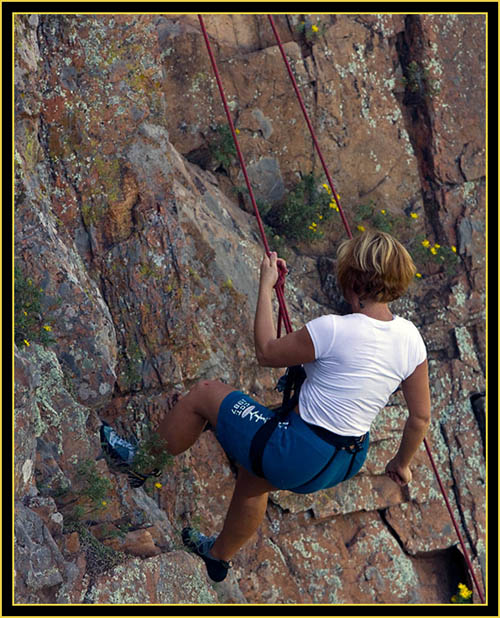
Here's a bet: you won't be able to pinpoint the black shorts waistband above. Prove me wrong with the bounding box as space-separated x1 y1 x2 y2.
304 421 367 451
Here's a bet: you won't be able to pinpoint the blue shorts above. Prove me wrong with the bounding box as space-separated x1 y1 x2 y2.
215 391 369 494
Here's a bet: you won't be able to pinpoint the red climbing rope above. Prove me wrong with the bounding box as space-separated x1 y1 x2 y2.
267 15 485 604
198 14 293 336
423 439 485 603
267 15 352 240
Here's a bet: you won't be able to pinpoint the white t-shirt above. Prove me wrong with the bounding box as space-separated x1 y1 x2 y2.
299 313 427 436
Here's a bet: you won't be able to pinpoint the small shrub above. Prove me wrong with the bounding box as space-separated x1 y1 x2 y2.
59 459 112 527
131 432 172 477
14 263 55 348
263 224 289 258
295 18 327 43
411 235 460 276
402 60 440 98
352 201 412 238
75 459 112 506
267 174 334 243
351 202 460 278
211 124 237 171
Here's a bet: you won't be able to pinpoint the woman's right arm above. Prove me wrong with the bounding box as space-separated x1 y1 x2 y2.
385 360 431 486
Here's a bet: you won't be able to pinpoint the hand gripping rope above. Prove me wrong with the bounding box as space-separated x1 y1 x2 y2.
198 14 485 603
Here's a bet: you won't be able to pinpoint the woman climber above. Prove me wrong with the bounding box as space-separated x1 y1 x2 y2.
101 229 431 583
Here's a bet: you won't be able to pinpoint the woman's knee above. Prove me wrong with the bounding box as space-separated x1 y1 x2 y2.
188 379 235 425
190 379 225 400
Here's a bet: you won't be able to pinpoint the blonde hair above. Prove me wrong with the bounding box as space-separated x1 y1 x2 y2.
336 229 416 303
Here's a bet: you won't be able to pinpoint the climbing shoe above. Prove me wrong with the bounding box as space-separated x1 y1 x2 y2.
100 421 160 488
126 467 161 488
182 527 232 582
100 421 138 464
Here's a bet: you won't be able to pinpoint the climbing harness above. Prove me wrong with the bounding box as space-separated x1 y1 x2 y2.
249 365 305 478
198 14 485 603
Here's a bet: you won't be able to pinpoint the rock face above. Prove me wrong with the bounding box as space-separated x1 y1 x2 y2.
13 13 486 605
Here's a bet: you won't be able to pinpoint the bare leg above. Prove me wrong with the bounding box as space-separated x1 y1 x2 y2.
210 465 276 561
159 380 277 562
157 380 235 455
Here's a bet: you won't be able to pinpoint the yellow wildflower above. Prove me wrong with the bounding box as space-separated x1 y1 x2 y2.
430 247 438 255
415 273 422 278
311 24 319 32
434 243 441 249
451 245 457 253
43 325 52 331
323 183 331 193
380 209 386 215
24 339 30 347
458 583 472 599
318 214 323 220
101 501 107 507
23 310 28 316
410 212 419 219
421 239 430 248
235 128 240 134
357 225 365 232
155 482 163 489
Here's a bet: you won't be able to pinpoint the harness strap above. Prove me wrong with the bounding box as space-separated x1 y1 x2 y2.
248 414 281 478
249 366 367 480
294 448 341 489
249 365 305 477
342 450 359 482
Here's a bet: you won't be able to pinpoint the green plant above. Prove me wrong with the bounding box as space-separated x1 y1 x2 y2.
75 459 112 505
410 235 459 276
295 18 327 43
59 459 112 526
352 200 413 234
131 432 172 478
350 203 459 278
211 124 237 170
402 60 440 98
14 263 55 348
266 174 334 243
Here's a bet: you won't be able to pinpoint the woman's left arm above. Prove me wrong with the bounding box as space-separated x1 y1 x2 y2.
254 252 315 368
385 359 431 486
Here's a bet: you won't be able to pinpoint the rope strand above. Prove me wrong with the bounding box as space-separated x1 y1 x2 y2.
267 15 352 240
198 15 293 336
